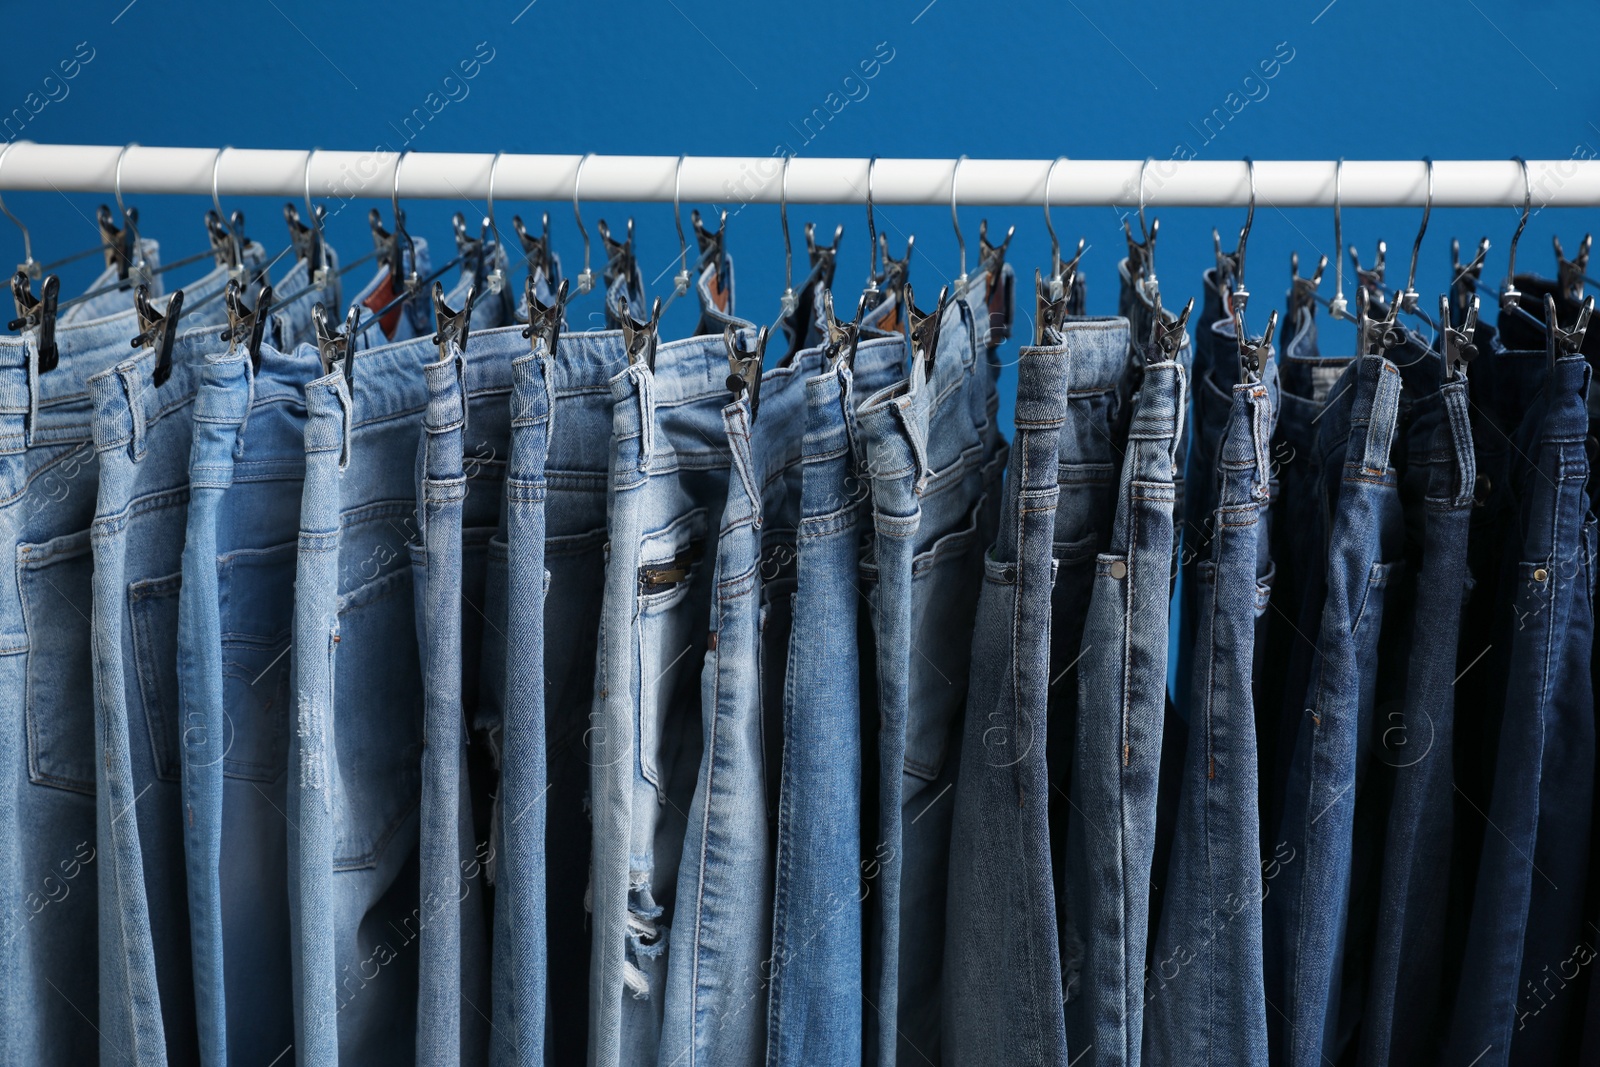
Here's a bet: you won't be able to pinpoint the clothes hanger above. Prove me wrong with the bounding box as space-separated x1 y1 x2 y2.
723 322 766 421
314 301 359 386
659 154 693 316
182 148 299 322
1441 292 1479 381
1128 156 1161 302
1449 236 1490 325
819 285 867 372
904 280 949 379
1499 157 1546 338
524 274 568 358
449 150 506 298
1226 158 1277 382
273 149 379 308
431 278 475 362
1 141 60 371
354 150 469 340
1553 234 1591 305
861 156 913 310
480 149 509 297
1042 154 1087 311
1545 291 1594 370
569 152 596 296
284 148 330 288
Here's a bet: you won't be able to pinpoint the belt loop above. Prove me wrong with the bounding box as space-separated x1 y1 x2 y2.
1441 378 1476 507
335 375 354 472
634 364 654 474
118 363 148 463
24 339 42 449
1361 359 1402 475
1251 384 1273 501
235 353 257 458
539 352 557 458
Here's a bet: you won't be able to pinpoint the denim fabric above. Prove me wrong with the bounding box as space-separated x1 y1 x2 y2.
0 258 227 1065
268 246 344 352
764 337 902 1067
1445 350 1596 1067
178 332 322 1067
86 250 266 1067
1043 317 1138 1014
348 237 434 352
1258 301 1353 849
1144 372 1275 1067
1060 350 1186 1067
292 322 502 1066
943 337 1074 1067
659 347 808 1067
1266 351 1404 1067
413 307 515 1067
855 287 1003 1067
1356 365 1475 1066
475 339 555 1067
588 264 743 1067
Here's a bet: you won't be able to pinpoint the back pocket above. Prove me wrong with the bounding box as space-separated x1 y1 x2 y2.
18 530 96 793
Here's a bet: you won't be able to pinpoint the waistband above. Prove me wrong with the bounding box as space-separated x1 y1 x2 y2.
58 237 164 326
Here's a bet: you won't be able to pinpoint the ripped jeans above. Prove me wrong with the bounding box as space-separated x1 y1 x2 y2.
588 340 737 1067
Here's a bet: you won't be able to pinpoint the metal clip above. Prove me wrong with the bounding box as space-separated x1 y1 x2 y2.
222 278 274 374
97 202 139 283
1555 234 1592 305
9 271 59 372
820 287 866 372
1548 292 1594 369
723 324 766 422
132 284 183 387
599 217 641 293
313 302 360 392
692 208 728 287
285 201 328 289
617 294 662 370
1451 237 1490 321
1151 289 1194 362
806 222 844 290
1441 293 1478 380
1288 251 1328 319
905 282 949 375
1351 241 1386 295
514 212 557 286
524 274 567 357
1035 268 1067 347
431 279 475 363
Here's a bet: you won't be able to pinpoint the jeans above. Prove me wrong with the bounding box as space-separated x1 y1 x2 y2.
293 326 474 1066
763 337 902 1067
1445 351 1596 1067
943 335 1076 1067
1267 352 1404 1067
1144 372 1275 1067
856 290 1004 1066
60 238 164 325
659 345 813 1067
0 259 226 1066
412 312 515 1067
1356 364 1476 1066
349 237 434 352
1061 351 1186 1067
178 333 323 1067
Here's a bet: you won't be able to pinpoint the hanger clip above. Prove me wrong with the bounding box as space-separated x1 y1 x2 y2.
222 278 275 374
10 271 59 371
1051 237 1087 307
1356 286 1405 359
370 207 416 293
1151 290 1194 362
97 203 142 285
905 282 949 375
524 274 568 357
691 208 729 288
133 284 183 387
1441 293 1478 380
805 222 844 290
1035 268 1067 347
514 212 558 288
1555 234 1592 305
1232 301 1276 381
452 211 497 295
723 324 766 422
618 294 661 370
285 202 329 289
1351 241 1386 296
206 208 249 280
820 287 866 372
1127 215 1158 294
1548 292 1594 368
1451 237 1490 321
1288 251 1328 318
431 280 475 362
313 302 359 392
599 217 641 294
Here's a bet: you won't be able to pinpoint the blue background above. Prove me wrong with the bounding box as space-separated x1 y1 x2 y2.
4 0 1599 424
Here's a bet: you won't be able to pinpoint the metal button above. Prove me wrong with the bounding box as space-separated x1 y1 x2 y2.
1533 567 1549 582
1110 560 1128 579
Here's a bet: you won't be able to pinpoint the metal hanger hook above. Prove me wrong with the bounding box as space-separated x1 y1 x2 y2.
1506 156 1532 291
212 145 243 266
391 148 417 286
1138 156 1152 243
1044 155 1066 265
1330 157 1347 318
485 150 504 249
779 153 794 311
951 154 968 287
672 154 689 295
865 155 880 289
1404 156 1433 298
114 142 143 269
571 152 594 294
1236 156 1256 288
0 140 36 273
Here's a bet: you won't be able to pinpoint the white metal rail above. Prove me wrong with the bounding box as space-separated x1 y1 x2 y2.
0 145 1594 208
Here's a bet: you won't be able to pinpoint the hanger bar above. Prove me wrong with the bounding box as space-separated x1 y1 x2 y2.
0 146 1597 208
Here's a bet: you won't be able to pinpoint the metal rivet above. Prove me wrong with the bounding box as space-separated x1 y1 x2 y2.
1533 567 1549 582
1110 560 1128 579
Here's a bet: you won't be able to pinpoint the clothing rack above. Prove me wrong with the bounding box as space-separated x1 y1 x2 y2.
0 144 1597 207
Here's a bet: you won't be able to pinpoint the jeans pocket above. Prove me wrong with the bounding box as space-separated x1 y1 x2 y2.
128 571 183 782
18 530 97 793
